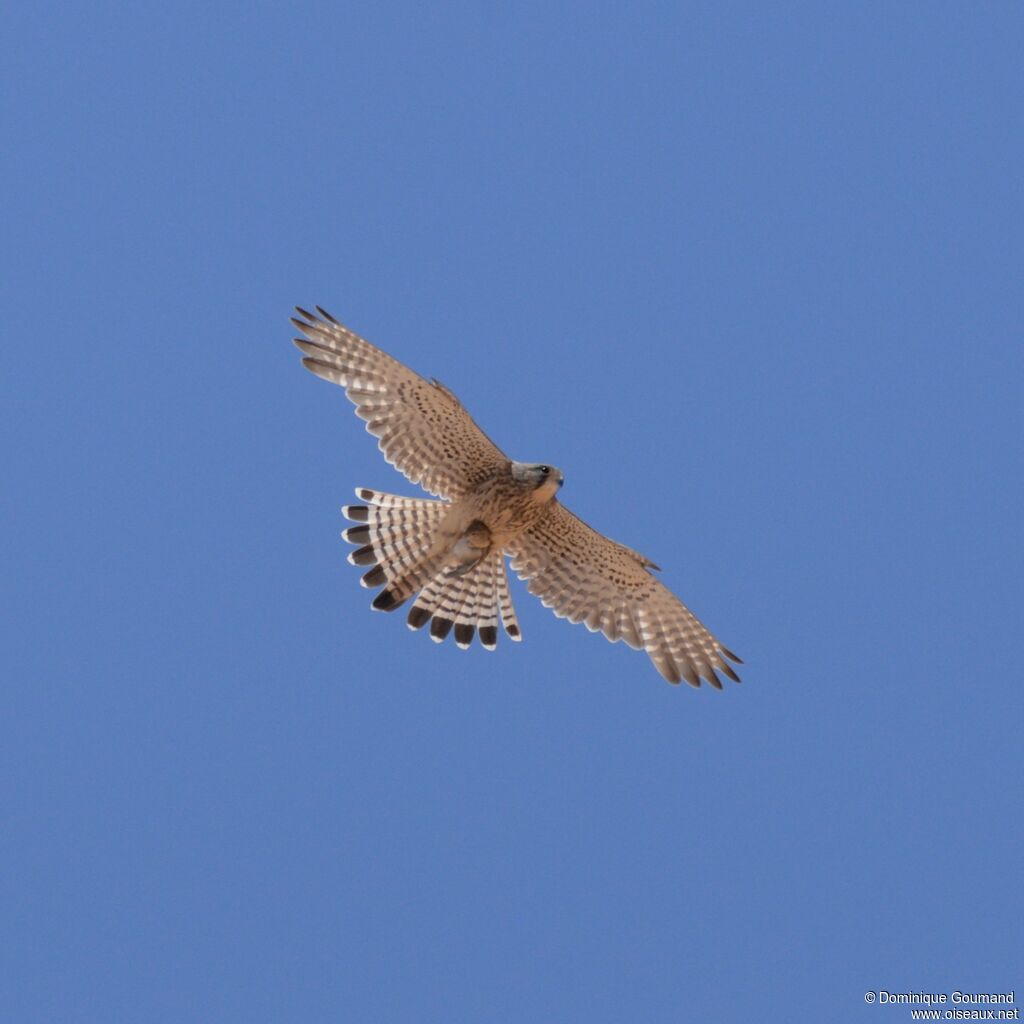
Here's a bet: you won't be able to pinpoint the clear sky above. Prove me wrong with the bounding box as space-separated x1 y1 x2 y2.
3 3 1021 1021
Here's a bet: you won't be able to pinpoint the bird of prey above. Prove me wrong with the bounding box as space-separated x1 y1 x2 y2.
292 307 742 688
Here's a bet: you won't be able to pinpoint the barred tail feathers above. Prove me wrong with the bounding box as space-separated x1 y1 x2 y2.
341 488 522 649
342 489 449 612
406 553 520 650
495 555 522 641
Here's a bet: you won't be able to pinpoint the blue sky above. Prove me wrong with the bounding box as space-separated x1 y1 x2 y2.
3 3 1022 1021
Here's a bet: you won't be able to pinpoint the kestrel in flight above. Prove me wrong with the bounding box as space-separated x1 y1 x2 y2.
292 307 742 688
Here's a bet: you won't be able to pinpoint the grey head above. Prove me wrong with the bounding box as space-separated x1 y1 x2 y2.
510 461 565 501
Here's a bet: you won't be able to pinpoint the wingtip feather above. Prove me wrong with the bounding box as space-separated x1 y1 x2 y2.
315 305 340 324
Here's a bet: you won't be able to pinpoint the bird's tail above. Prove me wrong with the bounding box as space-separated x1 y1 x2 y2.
342 487 521 649
343 488 450 610
406 551 522 649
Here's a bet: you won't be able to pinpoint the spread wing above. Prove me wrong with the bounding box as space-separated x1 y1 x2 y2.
509 502 742 687
292 307 508 499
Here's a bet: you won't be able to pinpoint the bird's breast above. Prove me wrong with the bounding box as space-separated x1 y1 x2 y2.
461 477 548 548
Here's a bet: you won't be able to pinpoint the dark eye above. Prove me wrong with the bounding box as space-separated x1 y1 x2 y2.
539 466 550 475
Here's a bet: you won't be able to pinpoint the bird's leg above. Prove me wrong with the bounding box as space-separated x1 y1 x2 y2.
443 520 492 577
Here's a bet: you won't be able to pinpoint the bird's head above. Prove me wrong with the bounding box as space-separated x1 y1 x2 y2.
511 461 564 502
